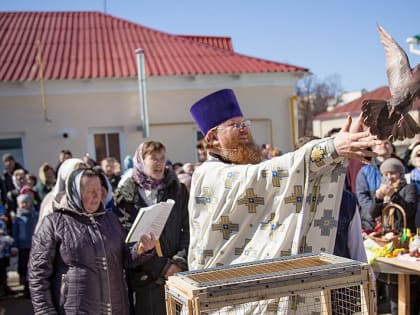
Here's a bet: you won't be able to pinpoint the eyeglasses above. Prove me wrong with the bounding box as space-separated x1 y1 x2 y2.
213 120 251 131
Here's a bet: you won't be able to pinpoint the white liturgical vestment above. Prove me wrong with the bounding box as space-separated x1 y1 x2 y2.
188 138 347 270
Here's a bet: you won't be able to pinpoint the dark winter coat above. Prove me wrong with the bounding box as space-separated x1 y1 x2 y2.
35 181 53 201
370 181 418 233
0 177 6 205
2 161 27 193
114 169 189 315
333 190 357 259
12 207 37 249
29 193 150 315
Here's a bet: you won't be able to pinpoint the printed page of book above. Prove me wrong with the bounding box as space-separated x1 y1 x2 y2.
125 199 175 243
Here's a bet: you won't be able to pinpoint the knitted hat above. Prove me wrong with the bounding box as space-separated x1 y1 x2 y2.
17 193 32 205
190 89 243 136
380 157 405 174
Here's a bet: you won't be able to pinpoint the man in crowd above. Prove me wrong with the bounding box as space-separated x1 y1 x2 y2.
2 154 27 195
195 140 208 163
188 89 377 270
100 157 121 192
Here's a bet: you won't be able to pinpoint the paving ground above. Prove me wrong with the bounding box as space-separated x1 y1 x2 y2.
0 272 391 315
0 256 392 315
0 257 33 315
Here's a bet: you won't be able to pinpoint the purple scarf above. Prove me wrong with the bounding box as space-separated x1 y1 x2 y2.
132 143 164 190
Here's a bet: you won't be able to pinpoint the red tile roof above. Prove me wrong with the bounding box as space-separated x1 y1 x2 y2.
0 11 308 82
314 86 420 120
176 35 234 51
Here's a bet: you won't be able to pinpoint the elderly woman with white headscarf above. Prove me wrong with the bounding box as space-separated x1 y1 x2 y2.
29 168 156 314
34 158 86 233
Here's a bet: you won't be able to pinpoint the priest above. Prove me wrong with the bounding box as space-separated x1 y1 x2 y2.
188 89 377 270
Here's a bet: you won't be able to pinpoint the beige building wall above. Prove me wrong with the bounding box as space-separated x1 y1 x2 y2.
312 117 351 138
0 72 304 173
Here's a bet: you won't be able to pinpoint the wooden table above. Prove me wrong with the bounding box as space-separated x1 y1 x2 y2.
372 256 420 315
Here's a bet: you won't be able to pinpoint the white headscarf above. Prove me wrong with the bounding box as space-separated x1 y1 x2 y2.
52 158 85 195
35 158 85 233
52 159 112 205
65 168 110 214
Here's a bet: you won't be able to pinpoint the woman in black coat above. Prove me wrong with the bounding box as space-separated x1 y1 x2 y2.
114 141 190 315
29 168 156 315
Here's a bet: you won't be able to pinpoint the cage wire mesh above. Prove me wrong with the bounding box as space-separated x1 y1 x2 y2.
165 253 376 315
167 286 366 314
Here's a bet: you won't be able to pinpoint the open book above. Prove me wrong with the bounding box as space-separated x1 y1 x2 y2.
125 199 175 243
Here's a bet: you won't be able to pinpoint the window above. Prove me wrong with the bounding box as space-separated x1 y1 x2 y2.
93 132 121 163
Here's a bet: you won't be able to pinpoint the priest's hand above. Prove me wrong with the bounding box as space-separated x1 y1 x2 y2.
333 114 380 164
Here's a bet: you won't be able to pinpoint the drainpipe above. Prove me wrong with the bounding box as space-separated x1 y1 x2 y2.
406 35 420 56
36 40 51 122
290 95 299 147
136 48 150 138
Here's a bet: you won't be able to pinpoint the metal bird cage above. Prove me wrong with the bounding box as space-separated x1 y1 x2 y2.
165 253 376 315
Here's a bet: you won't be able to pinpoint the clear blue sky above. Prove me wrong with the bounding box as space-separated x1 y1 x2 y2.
2 0 420 93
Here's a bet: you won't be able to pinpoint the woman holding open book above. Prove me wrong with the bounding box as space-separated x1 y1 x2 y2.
114 141 190 315
28 168 156 315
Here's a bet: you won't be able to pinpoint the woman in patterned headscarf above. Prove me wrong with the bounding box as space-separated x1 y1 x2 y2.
29 168 156 314
114 141 190 315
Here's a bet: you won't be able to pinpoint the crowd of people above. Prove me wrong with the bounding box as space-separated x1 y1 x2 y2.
0 88 419 314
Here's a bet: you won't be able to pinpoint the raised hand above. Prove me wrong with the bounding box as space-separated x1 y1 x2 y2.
333 114 380 164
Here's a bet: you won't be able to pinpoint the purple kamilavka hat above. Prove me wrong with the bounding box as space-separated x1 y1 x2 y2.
190 89 243 135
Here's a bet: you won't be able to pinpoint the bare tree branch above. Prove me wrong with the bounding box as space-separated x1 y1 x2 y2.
296 74 342 137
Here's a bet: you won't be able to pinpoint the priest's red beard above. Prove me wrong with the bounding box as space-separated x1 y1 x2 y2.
219 136 263 165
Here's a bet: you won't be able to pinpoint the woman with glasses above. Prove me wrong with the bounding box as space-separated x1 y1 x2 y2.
114 141 189 315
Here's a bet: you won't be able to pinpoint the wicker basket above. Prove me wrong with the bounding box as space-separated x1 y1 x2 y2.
369 202 409 249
